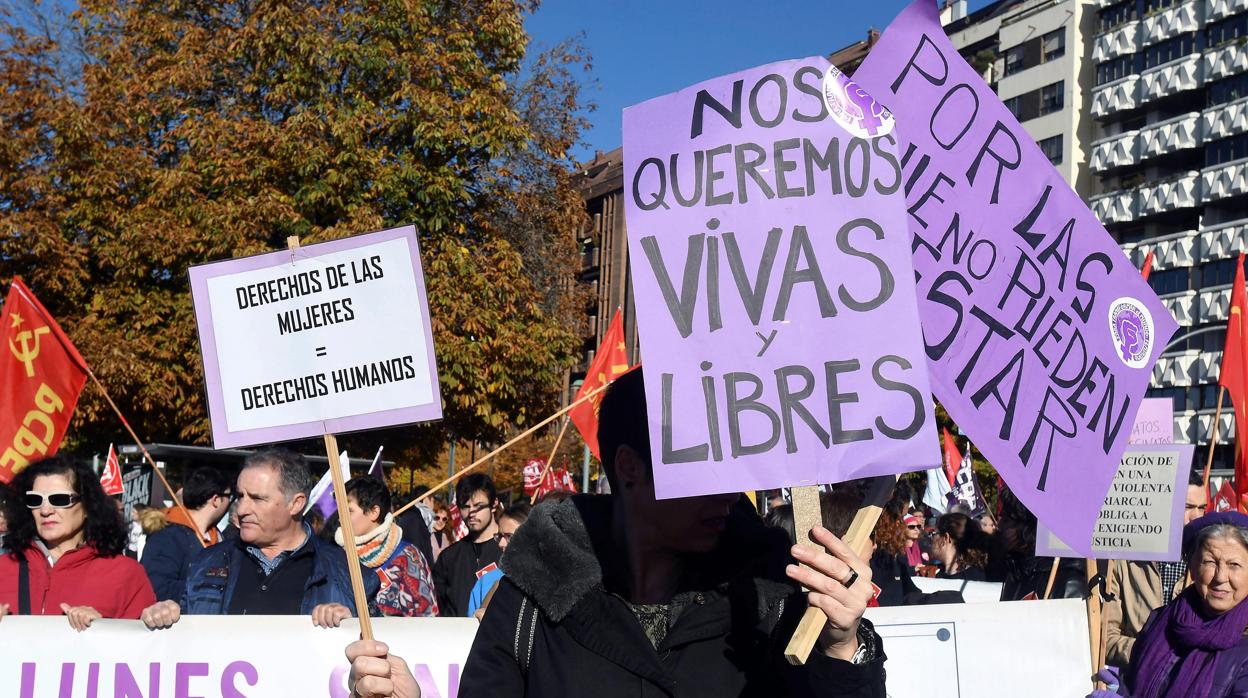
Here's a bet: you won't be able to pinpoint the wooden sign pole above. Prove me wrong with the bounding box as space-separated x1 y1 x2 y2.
283 236 373 640
1086 559 1103 684
530 418 571 505
784 475 897 666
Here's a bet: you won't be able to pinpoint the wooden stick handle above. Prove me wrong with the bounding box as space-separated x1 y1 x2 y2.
784 475 897 666
531 418 571 505
1086 558 1103 684
1203 386 1226 490
325 434 374 641
393 382 610 516
1043 557 1062 600
85 367 207 547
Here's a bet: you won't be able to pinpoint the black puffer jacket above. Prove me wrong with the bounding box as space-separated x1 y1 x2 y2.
460 494 887 697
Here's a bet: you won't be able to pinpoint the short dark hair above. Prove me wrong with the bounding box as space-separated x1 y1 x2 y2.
5 456 129 557
242 448 313 500
456 473 497 508
597 367 649 493
345 477 392 517
182 467 233 510
502 501 531 525
1190 470 1205 488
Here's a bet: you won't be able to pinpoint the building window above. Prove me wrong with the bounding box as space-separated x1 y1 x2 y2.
1097 56 1134 85
1147 267 1188 295
1100 1 1137 33
1208 73 1248 106
1208 14 1248 49
1003 95 1023 119
1038 135 1063 164
1144 0 1182 13
1199 258 1239 287
1145 387 1186 411
1144 33 1196 70
1039 81 1064 115
1206 134 1248 167
1042 29 1065 62
1004 45 1026 76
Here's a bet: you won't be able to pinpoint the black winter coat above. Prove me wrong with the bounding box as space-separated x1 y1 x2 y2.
460 495 887 697
432 534 501 617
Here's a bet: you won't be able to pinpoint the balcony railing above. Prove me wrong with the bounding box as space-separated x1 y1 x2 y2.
1138 171 1200 216
1093 21 1140 63
1194 409 1234 444
1196 217 1248 261
1140 230 1199 270
1198 285 1234 323
1140 112 1201 160
1092 75 1140 118
1090 130 1140 172
1201 158 1248 202
1203 96 1248 141
1205 41 1248 82
1091 189 1139 224
1153 351 1197 387
1207 0 1248 23
1141 1 1201 47
1139 54 1202 104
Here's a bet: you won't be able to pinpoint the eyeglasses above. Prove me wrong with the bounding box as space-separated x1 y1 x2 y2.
434 515 448 522
461 503 492 516
906 525 922 530
25 491 82 509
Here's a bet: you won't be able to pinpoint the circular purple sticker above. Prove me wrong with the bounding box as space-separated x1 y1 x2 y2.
822 65 895 139
1107 297 1154 369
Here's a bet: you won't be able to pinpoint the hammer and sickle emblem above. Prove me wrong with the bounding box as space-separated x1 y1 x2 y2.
10 326 50 378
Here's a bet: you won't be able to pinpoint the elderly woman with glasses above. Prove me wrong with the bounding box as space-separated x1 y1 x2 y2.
1093 511 1248 697
0 456 156 630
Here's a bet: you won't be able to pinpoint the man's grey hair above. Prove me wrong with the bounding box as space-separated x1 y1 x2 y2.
1187 523 1248 565
242 448 314 501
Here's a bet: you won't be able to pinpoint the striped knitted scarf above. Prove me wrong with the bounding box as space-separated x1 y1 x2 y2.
335 513 404 568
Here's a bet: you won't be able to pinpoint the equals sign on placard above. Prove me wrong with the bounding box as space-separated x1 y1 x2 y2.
315 347 327 357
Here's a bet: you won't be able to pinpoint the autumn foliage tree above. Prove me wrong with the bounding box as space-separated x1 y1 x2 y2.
0 0 592 466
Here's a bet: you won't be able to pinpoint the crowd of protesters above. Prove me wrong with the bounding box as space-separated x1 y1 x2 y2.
2 369 1248 698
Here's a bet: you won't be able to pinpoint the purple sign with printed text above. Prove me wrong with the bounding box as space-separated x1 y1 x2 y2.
622 57 939 499
852 0 1178 553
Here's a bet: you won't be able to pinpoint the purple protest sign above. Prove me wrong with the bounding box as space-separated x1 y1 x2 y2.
622 57 939 499
1036 444 1195 562
852 0 1179 554
189 226 441 449
1128 397 1175 445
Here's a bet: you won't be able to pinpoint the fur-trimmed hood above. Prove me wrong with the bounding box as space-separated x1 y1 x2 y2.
501 494 794 623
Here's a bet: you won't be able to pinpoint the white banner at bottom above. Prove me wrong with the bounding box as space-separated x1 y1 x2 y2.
1 616 477 698
6 600 1093 697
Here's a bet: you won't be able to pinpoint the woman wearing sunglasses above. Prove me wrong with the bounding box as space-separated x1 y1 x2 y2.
0 456 155 630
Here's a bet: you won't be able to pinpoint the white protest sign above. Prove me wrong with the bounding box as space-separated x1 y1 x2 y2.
2 616 475 698
1036 443 1195 561
865 599 1091 697
189 226 441 448
1128 397 1174 445
910 577 1003 603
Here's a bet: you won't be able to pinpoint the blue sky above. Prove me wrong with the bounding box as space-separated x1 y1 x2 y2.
526 0 992 162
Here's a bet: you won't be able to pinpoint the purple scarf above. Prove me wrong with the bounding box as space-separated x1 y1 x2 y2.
1131 587 1248 698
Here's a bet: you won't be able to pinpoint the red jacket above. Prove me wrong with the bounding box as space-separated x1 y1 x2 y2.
0 545 155 618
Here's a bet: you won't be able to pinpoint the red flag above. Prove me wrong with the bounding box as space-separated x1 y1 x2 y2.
1219 254 1248 509
1213 480 1238 513
447 503 470 539
1140 249 1153 281
0 278 89 483
523 457 578 500
569 309 631 460
941 427 961 487
99 443 124 496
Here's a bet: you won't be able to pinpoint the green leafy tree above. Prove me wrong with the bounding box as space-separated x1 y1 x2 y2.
0 0 590 468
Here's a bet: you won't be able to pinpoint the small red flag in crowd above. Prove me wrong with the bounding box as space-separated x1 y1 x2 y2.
0 278 89 483
447 503 470 539
1140 249 1154 281
569 309 631 460
99 443 124 496
1213 480 1238 513
523 458 578 500
1219 254 1248 510
941 427 961 487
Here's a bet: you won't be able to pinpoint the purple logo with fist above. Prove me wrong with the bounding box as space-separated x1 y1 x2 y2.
1108 298 1153 369
822 65 894 139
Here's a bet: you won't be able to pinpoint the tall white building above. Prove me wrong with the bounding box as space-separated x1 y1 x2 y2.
1088 0 1248 461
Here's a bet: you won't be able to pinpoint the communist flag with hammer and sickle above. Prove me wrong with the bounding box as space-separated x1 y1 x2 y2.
0 278 88 483
569 308 633 461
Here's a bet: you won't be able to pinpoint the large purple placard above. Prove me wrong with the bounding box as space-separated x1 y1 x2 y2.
189 226 442 449
852 0 1179 553
622 57 940 499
